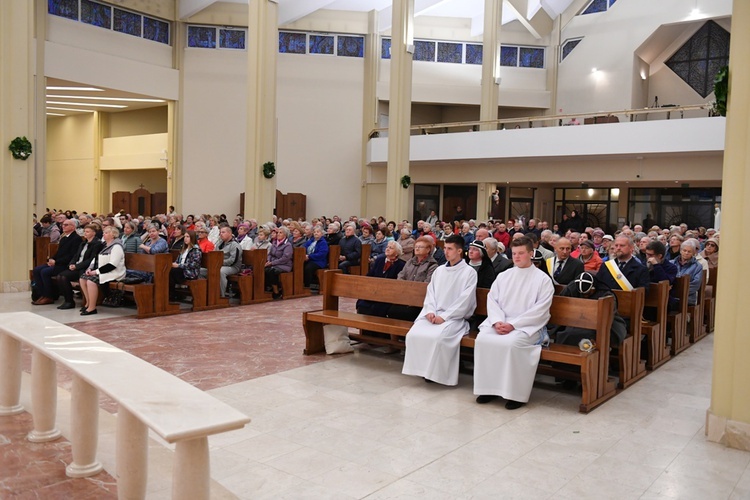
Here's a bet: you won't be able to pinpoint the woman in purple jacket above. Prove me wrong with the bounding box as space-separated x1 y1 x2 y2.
265 226 294 299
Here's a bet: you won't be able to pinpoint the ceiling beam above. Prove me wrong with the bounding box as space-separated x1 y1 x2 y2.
378 0 453 33
505 0 553 39
178 0 219 20
278 0 338 26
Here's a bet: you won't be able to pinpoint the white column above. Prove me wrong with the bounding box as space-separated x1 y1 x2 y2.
27 350 61 442
0 333 24 415
172 437 210 500
385 0 414 222
66 375 103 477
116 407 148 499
479 0 502 131
360 10 380 216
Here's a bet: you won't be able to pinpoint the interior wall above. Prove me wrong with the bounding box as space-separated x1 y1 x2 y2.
557 0 733 114
109 169 167 195
45 114 96 212
104 107 168 138
276 53 365 218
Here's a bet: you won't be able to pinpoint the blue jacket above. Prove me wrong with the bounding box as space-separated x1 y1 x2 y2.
672 256 703 306
304 237 329 268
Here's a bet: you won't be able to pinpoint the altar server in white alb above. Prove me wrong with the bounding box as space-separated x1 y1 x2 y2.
474 236 554 410
402 234 478 385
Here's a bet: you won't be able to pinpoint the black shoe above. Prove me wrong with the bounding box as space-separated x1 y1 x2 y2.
80 309 98 316
505 400 525 410
561 379 578 391
476 395 498 404
57 302 75 310
80 306 87 312
272 291 282 300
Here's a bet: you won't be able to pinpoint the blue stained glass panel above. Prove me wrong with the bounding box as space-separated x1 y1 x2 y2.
338 36 364 57
309 35 334 54
414 40 435 62
187 26 216 48
519 47 545 68
220 29 246 49
143 17 169 44
279 32 307 54
500 46 518 67
381 38 391 59
437 42 462 63
113 8 141 37
81 0 111 28
582 0 608 15
609 0 617 6
466 44 483 65
561 39 581 61
48 0 78 20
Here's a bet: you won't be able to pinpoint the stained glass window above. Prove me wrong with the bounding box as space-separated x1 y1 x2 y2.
310 35 334 55
561 38 582 62
220 29 246 49
500 46 518 67
582 0 608 15
143 17 169 45
48 0 78 20
187 26 216 48
519 47 545 68
381 38 391 59
414 40 435 62
81 0 111 29
666 20 730 98
338 36 364 57
466 44 483 65
609 0 617 6
279 32 307 54
437 42 462 63
113 8 141 37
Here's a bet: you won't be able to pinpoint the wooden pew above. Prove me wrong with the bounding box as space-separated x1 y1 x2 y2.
227 249 267 305
317 245 341 294
667 275 690 355
642 281 671 370
359 244 372 276
169 250 208 312
202 250 230 309
277 247 308 299
112 253 180 319
34 236 52 267
303 271 616 413
612 288 647 389
0 312 250 500
688 270 708 343
704 265 717 333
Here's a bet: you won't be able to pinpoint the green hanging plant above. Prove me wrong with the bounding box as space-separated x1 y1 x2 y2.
400 175 411 189
9 136 32 160
262 161 276 179
712 65 728 117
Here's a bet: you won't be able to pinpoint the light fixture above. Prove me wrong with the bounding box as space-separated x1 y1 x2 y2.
46 86 104 91
640 71 647 80
591 68 598 73
47 95 165 103
587 188 594 197
612 188 620 197
47 106 95 113
47 101 127 108
46 112 65 116
691 8 700 16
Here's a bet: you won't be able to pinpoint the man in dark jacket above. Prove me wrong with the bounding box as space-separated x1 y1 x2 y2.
54 224 104 309
338 223 361 274
32 219 82 305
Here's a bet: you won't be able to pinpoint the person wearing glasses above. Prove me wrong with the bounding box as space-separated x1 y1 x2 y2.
31 219 81 306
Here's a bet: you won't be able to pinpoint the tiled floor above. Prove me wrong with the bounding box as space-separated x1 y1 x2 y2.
1 291 749 499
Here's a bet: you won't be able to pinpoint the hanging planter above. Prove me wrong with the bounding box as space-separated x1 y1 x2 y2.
9 136 32 160
400 175 411 189
712 65 728 117
262 161 276 179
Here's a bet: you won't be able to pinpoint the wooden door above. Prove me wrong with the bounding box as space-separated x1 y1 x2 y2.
112 191 131 214
151 192 167 215
131 188 151 217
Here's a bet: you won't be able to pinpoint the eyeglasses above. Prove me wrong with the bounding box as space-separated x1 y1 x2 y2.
415 246 430 249
645 252 655 257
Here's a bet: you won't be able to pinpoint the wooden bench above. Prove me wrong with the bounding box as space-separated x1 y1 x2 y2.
303 271 616 413
642 281 671 370
612 288 647 389
704 265 717 333
689 270 708 343
111 253 180 319
0 312 250 500
227 249 267 305
667 275 690 355
201 251 230 309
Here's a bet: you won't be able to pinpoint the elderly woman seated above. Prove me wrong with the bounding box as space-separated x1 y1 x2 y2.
79 226 126 315
249 225 272 250
356 240 405 317
700 237 719 269
265 226 293 299
359 224 376 245
387 236 439 322
672 240 704 307
303 226 329 292
398 228 415 261
139 224 169 254
120 221 140 253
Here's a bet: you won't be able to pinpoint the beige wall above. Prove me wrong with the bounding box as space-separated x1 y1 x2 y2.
46 114 96 212
104 107 168 138
109 169 167 195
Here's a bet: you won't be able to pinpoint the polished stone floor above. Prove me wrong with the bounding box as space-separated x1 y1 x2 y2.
1 291 749 499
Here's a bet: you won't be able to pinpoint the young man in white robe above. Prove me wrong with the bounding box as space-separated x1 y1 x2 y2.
473 236 555 409
402 234 478 385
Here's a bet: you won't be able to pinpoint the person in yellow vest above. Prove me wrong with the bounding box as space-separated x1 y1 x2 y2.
595 235 649 292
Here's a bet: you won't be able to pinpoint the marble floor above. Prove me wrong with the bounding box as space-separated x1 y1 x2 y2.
1 291 749 499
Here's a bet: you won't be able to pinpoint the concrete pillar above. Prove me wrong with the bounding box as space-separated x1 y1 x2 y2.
476 183 496 221
479 0 502 131
245 0 278 223
360 11 380 217
385 0 414 222
706 0 750 452
0 0 34 292
546 16 561 123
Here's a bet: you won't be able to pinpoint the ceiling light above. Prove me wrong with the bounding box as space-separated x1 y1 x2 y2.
47 95 165 103
591 68 598 73
691 8 700 16
47 106 95 113
587 188 594 197
46 86 104 91
47 101 127 108
46 112 66 116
